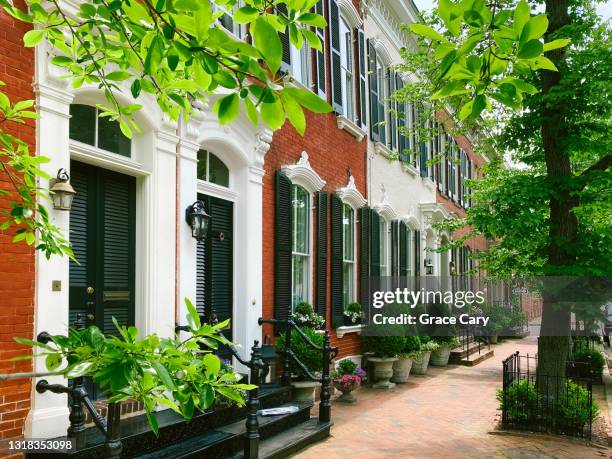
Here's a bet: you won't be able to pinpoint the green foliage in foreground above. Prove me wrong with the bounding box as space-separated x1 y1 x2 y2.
13 298 255 435
0 0 332 259
497 379 599 431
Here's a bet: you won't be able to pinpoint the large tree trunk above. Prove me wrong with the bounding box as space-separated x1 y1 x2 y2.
537 0 573 386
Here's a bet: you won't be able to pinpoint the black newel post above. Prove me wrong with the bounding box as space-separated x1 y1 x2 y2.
319 330 331 423
281 322 292 386
245 340 263 459
67 314 87 446
105 403 122 458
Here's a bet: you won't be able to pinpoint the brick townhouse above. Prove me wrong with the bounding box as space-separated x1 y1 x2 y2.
0 0 489 449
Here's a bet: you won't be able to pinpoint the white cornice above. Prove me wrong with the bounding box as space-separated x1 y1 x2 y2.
362 0 411 50
281 151 326 193
336 115 366 142
369 37 394 66
401 214 420 230
337 175 367 209
338 0 363 28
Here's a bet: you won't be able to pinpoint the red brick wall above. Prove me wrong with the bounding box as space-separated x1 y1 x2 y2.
262 110 367 358
0 5 36 449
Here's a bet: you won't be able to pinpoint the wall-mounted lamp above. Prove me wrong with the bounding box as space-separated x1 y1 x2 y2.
49 168 76 211
186 200 210 241
424 258 434 275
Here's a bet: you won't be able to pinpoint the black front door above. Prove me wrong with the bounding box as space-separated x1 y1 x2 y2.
196 194 233 354
69 161 136 335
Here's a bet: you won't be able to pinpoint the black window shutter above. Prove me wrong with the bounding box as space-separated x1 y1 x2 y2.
399 222 408 277
314 0 326 98
316 191 328 319
359 207 372 311
275 172 292 331
378 70 386 146
330 194 344 328
277 4 291 71
391 220 399 278
370 211 380 277
328 0 342 113
388 69 396 150
414 230 421 277
367 40 379 141
357 29 367 130
396 74 406 154
420 142 428 177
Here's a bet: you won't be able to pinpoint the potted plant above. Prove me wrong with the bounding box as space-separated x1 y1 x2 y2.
482 303 511 343
331 359 366 403
291 302 325 330
392 336 421 383
275 327 324 401
410 336 439 375
362 335 406 389
430 336 460 366
344 302 363 324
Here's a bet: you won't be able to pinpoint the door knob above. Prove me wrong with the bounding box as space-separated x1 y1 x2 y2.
87 286 94 294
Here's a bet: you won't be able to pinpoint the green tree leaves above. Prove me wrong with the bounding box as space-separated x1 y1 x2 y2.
252 17 283 75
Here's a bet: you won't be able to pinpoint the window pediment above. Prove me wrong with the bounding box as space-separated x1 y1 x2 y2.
372 185 397 221
281 151 326 193
338 0 363 28
336 175 367 209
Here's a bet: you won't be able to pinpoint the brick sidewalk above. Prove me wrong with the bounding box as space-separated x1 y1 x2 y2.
298 336 610 459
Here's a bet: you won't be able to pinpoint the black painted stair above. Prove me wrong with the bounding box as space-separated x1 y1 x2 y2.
26 384 332 459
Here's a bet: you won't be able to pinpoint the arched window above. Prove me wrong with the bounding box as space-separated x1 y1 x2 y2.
197 150 229 187
291 185 310 307
69 104 131 157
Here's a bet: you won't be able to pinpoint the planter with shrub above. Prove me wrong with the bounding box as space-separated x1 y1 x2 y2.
430 336 460 366
411 338 439 375
392 336 421 383
343 302 363 325
331 359 366 403
276 327 324 401
569 348 605 382
291 302 325 330
362 335 406 389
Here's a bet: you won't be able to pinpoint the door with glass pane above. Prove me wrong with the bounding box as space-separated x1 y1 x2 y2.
196 194 233 356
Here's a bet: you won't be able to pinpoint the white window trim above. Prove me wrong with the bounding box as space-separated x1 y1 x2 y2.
291 184 312 308
338 15 356 122
337 0 363 28
281 151 326 193
289 43 311 88
374 141 392 158
341 202 357 308
336 115 366 141
336 174 367 209
379 217 389 276
336 324 362 338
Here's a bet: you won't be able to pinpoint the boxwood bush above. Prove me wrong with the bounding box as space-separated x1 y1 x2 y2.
276 327 324 378
362 335 407 358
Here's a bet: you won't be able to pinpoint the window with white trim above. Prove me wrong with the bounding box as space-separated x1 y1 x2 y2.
289 44 311 87
69 104 131 157
339 17 354 120
379 218 388 276
213 1 244 39
342 203 356 306
291 184 310 307
197 149 230 187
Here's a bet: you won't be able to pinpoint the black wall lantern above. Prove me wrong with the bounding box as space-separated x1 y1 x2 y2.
49 168 76 211
186 200 211 241
424 258 434 275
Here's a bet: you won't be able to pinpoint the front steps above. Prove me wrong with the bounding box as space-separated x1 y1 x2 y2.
26 384 330 458
449 340 494 366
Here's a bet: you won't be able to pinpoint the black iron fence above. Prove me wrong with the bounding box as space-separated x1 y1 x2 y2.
501 352 595 440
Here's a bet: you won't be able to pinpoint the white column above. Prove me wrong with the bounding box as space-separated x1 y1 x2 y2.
136 125 178 338
176 118 200 325
26 82 74 438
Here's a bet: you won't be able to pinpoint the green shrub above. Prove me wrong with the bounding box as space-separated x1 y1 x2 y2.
336 358 357 375
362 335 406 358
433 336 460 348
276 327 324 378
572 349 605 376
496 379 599 430
403 336 421 355
291 302 325 330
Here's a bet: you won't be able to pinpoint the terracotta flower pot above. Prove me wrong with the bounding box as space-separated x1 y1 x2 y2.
368 357 398 389
391 357 413 383
410 351 431 375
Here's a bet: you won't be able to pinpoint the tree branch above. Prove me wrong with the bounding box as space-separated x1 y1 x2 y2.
580 154 612 177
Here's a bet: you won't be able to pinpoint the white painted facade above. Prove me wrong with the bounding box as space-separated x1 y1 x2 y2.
27 36 272 437
362 0 452 274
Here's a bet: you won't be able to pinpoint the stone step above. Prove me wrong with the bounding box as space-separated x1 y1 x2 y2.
450 340 490 360
454 348 495 367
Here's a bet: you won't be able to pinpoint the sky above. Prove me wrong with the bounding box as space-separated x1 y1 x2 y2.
411 0 612 20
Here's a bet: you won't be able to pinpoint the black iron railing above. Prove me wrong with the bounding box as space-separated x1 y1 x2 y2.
501 351 595 440
36 314 122 457
258 318 339 423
